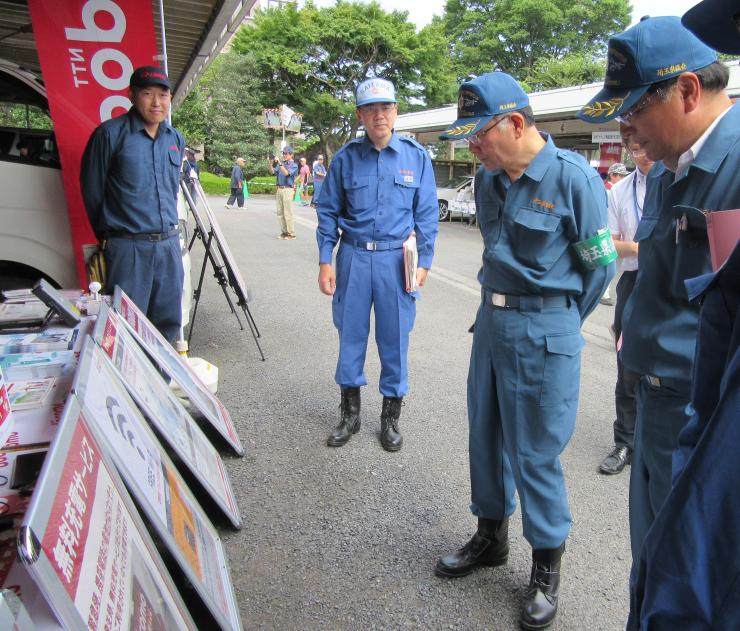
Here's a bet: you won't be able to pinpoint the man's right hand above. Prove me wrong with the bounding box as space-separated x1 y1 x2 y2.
318 263 336 295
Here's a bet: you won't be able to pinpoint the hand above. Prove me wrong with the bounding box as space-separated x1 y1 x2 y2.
416 267 429 288
318 263 336 295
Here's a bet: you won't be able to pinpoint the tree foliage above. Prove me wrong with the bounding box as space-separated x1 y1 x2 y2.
231 0 455 158
442 0 630 82
172 52 271 176
522 52 606 92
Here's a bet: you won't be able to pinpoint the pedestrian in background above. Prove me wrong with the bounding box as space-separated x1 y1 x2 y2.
299 156 311 206
268 146 298 240
435 71 614 631
316 77 438 452
80 66 185 342
599 140 654 476
578 15 738 591
226 157 245 209
311 154 327 206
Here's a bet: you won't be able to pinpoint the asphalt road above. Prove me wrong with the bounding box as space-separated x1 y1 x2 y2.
187 194 631 631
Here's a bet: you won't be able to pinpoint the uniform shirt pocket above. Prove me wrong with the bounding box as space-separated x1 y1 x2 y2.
510 206 563 270
393 174 420 209
343 175 371 210
540 332 584 407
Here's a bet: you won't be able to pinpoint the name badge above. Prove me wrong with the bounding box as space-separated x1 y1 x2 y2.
404 175 414 184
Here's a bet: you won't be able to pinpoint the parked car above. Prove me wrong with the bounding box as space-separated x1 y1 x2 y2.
449 177 476 224
436 176 473 221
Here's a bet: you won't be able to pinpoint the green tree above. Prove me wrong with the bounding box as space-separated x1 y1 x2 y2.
522 52 606 92
173 51 271 176
442 0 630 82
231 0 455 158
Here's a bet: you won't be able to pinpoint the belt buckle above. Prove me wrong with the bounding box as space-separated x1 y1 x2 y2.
365 242 377 251
646 375 661 388
491 293 507 308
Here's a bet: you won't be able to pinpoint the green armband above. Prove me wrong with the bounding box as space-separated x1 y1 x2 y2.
573 228 618 270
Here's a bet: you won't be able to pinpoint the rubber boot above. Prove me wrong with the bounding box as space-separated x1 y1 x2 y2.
520 543 565 630
327 387 361 447
435 517 509 577
380 396 403 452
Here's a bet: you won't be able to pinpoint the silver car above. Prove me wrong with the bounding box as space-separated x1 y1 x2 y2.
436 176 473 221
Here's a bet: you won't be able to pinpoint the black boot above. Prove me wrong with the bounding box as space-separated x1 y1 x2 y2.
435 517 509 577
380 396 403 451
520 543 565 630
327 387 361 447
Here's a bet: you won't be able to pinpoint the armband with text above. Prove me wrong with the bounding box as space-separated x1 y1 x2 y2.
572 228 618 270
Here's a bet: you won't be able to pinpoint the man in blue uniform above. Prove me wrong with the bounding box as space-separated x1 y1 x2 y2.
81 66 185 342
577 16 738 577
268 146 299 240
435 72 614 630
226 157 245 209
628 3 740 627
316 78 438 452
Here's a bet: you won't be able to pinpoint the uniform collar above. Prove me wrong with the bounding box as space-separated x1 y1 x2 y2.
127 106 172 136
359 130 400 158
688 102 739 175
521 134 557 183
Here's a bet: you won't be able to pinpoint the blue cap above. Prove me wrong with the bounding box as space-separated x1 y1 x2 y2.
578 16 718 124
682 0 740 55
356 78 397 107
439 72 529 140
282 145 294 154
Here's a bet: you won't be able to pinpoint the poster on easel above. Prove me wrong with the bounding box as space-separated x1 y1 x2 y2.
17 397 198 631
112 287 243 455
72 342 242 630
90 306 241 529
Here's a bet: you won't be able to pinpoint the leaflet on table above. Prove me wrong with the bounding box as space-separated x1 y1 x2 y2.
112 287 243 455
7 379 56 411
0 302 48 327
18 397 198 631
90 306 241 528
0 367 12 451
0 351 78 381
72 343 242 631
0 327 80 355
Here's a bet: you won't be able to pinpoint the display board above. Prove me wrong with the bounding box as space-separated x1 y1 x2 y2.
113 287 243 455
90 306 241 528
18 397 198 631
73 342 242 631
0 367 12 449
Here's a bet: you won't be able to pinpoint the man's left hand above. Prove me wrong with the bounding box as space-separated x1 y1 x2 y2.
416 267 429 288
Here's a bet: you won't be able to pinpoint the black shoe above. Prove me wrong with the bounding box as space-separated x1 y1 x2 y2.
380 396 403 452
600 296 615 306
327 387 361 447
520 543 565 630
599 445 632 475
435 517 509 577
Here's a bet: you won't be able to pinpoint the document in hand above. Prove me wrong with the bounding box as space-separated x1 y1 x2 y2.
403 233 419 293
705 208 740 271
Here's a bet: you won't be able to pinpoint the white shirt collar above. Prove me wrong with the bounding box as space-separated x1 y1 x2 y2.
674 105 732 180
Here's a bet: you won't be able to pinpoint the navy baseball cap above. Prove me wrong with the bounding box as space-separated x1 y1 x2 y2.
439 72 529 140
356 78 397 107
578 16 717 124
130 66 171 90
683 0 740 55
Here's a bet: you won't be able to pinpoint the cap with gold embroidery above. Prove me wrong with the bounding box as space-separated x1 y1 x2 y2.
578 16 717 124
440 72 529 140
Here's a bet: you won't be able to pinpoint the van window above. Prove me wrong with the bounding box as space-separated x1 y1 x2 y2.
0 104 52 130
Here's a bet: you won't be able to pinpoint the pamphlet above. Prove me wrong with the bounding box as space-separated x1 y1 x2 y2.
6 378 56 411
403 233 419 293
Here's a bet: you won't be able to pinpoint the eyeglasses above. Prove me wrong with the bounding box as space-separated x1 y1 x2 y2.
468 116 508 145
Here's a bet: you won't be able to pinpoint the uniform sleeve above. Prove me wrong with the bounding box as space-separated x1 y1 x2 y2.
572 173 616 321
413 150 439 269
80 125 113 241
287 161 299 177
315 153 344 264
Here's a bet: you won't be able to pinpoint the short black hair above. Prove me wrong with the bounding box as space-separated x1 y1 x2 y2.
515 106 536 126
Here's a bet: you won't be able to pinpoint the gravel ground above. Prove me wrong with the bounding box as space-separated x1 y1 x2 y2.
186 196 632 631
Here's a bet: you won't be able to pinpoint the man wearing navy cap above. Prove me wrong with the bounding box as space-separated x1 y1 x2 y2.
578 15 739 578
435 71 614 630
316 77 438 452
627 5 740 628
81 66 185 341
268 145 299 239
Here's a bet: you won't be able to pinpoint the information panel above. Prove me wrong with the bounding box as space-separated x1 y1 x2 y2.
18 397 197 631
73 342 242 630
90 306 241 528
113 288 242 455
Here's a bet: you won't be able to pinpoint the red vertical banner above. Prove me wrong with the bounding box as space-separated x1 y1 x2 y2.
27 1 159 286
598 142 623 173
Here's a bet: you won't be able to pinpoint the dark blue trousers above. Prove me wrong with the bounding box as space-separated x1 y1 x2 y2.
104 236 183 341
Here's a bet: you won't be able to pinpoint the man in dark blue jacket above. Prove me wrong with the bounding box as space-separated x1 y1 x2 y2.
81 66 185 341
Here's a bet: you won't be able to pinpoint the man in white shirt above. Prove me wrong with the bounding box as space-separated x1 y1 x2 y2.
599 142 654 475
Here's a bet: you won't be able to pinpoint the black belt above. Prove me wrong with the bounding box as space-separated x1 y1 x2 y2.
106 227 180 242
482 288 569 310
342 235 406 251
